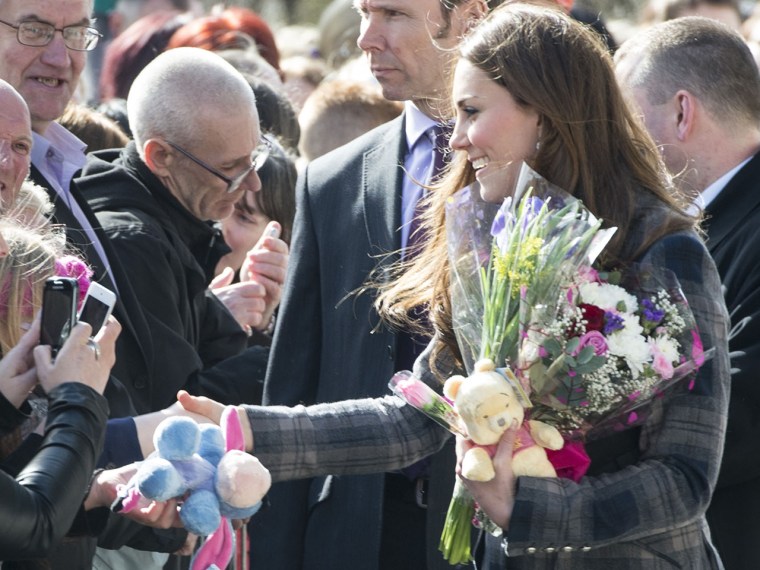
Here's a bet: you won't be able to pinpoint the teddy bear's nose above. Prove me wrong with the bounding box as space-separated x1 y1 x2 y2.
496 418 506 427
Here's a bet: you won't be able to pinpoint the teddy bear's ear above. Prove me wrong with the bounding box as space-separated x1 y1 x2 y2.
443 376 464 400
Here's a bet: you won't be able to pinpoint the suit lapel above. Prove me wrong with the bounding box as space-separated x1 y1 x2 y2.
362 115 408 262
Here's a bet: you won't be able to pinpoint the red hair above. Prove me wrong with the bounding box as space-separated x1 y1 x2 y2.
166 7 280 70
100 10 187 101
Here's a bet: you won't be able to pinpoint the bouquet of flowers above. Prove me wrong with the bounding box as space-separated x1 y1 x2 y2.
389 163 708 565
525 264 706 437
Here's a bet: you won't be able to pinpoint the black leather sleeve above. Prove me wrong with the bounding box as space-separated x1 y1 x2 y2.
0 382 108 560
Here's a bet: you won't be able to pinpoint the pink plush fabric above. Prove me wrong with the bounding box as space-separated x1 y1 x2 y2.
190 406 242 570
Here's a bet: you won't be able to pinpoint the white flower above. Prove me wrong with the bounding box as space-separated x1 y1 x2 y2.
648 335 679 363
606 313 651 378
578 281 639 313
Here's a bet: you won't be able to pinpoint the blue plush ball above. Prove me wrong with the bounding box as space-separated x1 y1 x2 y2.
154 416 200 460
137 458 185 501
181 489 221 536
197 424 225 466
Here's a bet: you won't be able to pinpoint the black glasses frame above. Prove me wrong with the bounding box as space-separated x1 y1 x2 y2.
167 136 272 194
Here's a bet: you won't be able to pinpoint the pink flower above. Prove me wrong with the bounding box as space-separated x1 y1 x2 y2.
572 330 608 356
546 440 590 482
651 348 674 380
396 378 434 408
578 266 600 283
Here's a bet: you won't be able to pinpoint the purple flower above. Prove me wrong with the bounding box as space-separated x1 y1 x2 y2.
524 196 545 219
641 298 665 325
603 311 625 334
490 200 512 253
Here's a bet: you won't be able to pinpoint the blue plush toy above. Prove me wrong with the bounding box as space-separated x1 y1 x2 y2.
116 407 270 570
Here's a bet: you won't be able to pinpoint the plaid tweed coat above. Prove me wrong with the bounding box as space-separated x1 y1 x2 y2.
246 225 730 569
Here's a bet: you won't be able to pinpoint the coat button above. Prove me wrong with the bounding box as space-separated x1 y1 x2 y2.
386 345 394 360
501 539 509 555
525 546 537 554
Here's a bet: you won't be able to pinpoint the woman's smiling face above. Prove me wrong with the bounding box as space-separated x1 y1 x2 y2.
450 59 541 203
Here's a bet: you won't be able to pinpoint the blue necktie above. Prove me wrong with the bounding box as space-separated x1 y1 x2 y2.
405 123 453 259
395 123 453 482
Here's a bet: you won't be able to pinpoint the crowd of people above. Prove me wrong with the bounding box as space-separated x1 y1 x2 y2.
1 0 759 569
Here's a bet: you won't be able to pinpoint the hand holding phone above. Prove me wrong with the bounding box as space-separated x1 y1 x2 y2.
40 277 78 357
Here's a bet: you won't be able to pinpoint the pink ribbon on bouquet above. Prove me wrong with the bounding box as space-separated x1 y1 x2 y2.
546 440 591 482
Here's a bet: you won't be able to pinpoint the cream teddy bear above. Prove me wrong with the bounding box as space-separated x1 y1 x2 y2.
443 358 564 481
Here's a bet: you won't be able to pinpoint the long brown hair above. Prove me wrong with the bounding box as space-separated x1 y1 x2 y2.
376 4 696 370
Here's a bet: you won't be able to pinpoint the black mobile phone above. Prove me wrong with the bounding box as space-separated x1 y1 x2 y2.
78 282 116 337
40 277 78 357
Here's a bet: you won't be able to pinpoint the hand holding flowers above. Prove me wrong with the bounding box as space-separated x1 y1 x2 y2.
391 164 709 565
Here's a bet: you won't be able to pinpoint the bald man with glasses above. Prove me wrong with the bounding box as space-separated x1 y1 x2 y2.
76 46 288 416
0 3 283 566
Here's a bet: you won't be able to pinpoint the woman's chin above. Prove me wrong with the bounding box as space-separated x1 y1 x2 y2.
477 175 509 203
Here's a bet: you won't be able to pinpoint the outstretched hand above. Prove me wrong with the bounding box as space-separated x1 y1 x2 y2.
85 464 183 528
176 390 253 452
456 420 518 530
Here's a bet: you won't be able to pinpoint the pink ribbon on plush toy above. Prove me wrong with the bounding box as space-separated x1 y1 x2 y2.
190 406 245 570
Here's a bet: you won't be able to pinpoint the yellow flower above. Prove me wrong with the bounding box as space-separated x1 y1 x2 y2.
493 236 543 297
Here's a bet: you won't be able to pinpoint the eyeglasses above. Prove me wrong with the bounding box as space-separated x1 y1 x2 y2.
167 136 272 194
0 18 101 51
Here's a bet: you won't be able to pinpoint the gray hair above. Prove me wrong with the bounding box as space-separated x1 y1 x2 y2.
127 47 258 155
616 16 760 128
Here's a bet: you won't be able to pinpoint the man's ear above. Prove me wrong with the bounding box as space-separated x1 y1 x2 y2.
674 90 696 142
460 0 489 35
143 139 173 177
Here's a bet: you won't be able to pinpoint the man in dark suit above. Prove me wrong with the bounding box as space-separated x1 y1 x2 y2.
615 17 760 570
258 1 487 569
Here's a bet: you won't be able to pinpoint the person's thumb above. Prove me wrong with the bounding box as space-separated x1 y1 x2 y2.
494 419 520 463
253 221 281 251
209 266 235 290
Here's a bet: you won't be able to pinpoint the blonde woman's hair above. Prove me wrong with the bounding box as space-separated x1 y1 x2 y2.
5 180 54 230
0 222 66 355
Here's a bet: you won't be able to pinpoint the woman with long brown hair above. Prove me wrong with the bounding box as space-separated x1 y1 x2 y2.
180 5 730 567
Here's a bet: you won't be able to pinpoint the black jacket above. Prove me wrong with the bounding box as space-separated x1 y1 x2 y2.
704 152 760 569
77 143 262 412
0 383 108 561
29 159 188 561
